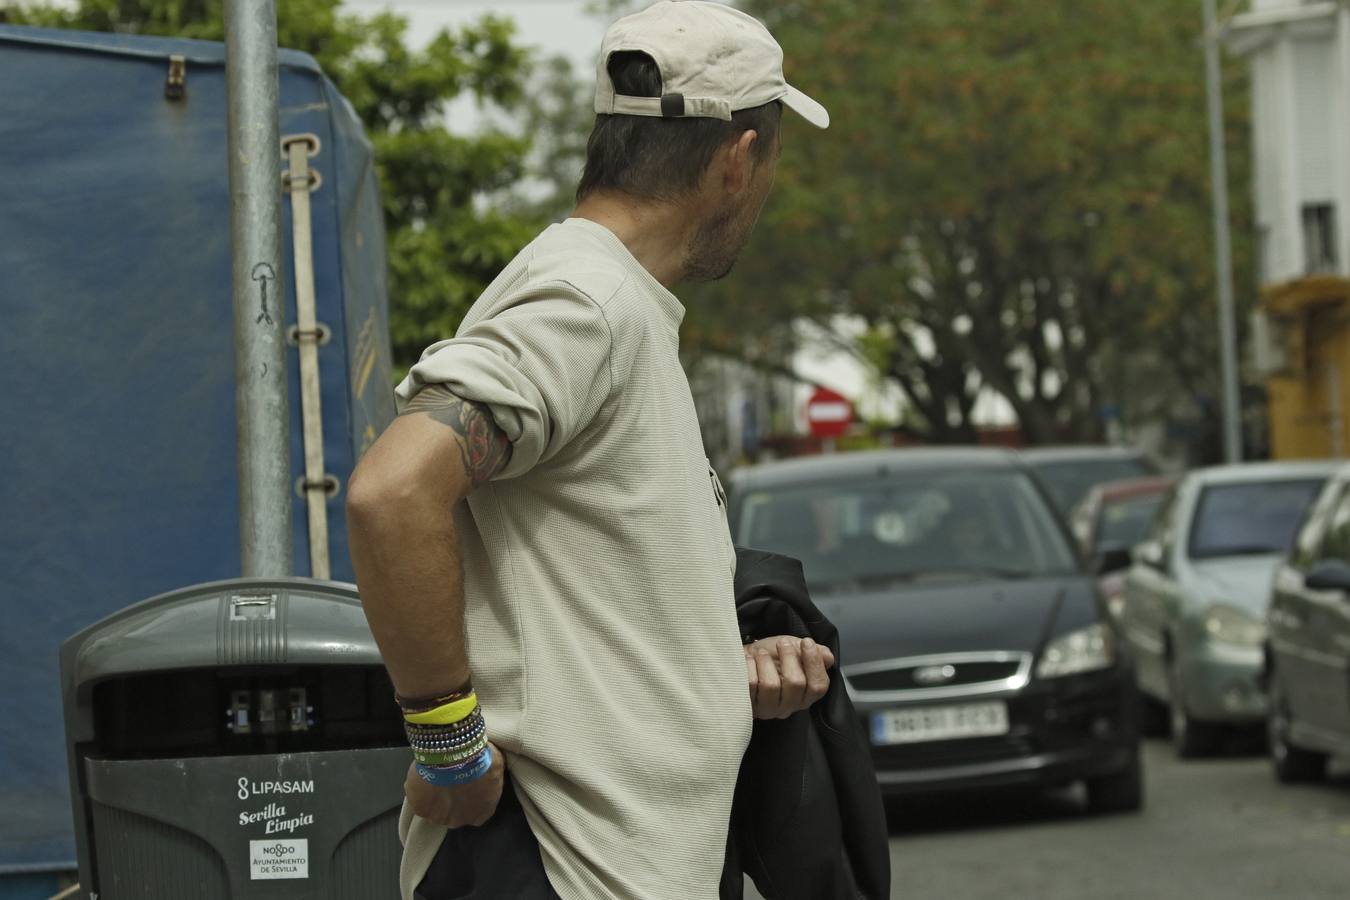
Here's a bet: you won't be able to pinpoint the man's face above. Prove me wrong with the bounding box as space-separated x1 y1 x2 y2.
684 129 780 283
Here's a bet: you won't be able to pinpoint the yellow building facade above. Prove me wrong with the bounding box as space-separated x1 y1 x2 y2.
1262 275 1350 459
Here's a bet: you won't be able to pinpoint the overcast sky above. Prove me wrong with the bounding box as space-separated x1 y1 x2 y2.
342 0 607 70
341 0 610 140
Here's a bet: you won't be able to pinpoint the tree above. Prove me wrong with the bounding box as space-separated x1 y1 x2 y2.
728 0 1254 445
515 54 592 224
2 0 550 369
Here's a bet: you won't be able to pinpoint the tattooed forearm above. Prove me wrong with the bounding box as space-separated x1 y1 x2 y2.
400 385 512 486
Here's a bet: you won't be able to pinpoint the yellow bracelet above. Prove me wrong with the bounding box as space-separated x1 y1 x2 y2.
403 692 479 726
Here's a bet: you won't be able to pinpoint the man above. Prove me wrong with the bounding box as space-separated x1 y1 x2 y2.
346 3 833 898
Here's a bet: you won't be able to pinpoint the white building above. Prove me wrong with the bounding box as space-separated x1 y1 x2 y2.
1229 0 1350 458
1230 0 1350 283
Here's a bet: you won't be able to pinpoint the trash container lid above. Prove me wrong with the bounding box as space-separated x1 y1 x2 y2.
64 577 378 693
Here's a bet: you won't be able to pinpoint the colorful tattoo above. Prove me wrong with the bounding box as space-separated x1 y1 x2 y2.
400 385 512 486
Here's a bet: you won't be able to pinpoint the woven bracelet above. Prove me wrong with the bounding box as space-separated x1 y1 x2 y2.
396 684 474 715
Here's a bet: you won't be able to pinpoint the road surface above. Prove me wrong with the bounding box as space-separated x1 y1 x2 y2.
747 735 1350 898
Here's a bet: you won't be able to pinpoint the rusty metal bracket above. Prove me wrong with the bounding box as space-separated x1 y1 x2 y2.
294 474 341 499
280 168 322 192
286 323 332 347
165 55 186 101
281 133 321 157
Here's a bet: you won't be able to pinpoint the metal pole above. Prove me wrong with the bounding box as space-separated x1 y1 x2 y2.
225 0 293 576
1204 0 1244 464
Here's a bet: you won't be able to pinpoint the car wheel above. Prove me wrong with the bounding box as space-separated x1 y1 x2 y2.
1168 656 1220 758
1268 667 1327 784
1086 750 1144 814
1138 690 1171 738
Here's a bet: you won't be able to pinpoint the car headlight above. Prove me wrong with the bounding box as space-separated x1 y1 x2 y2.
1202 604 1265 647
1037 623 1115 679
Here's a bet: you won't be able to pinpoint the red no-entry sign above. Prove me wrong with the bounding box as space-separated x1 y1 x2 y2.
805 387 853 439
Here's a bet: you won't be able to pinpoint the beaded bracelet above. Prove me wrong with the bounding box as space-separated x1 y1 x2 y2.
406 709 485 752
412 732 487 755
411 734 487 760
410 725 486 749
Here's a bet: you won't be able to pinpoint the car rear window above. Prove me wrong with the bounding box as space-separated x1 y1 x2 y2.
1030 457 1154 515
734 469 1079 592
1187 479 1326 560
1097 493 1167 550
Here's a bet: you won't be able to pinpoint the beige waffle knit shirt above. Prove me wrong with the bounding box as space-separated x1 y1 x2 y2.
392 218 753 900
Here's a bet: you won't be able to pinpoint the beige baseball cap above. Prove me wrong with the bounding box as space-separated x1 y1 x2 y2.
594 1 830 129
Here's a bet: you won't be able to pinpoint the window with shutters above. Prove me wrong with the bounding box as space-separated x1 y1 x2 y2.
1302 203 1338 274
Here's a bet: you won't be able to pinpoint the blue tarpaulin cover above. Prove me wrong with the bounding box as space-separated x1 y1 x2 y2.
0 25 395 875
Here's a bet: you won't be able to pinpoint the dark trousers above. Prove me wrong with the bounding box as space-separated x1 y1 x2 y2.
415 775 562 900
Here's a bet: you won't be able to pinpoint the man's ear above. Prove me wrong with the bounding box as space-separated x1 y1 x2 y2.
721 128 760 196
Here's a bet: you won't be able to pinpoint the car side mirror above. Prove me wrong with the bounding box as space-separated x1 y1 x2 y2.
1095 544 1134 576
1133 540 1164 571
1305 559 1350 594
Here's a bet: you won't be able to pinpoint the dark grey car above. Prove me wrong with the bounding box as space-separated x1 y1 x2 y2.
729 448 1142 813
1266 462 1350 783
1020 445 1158 518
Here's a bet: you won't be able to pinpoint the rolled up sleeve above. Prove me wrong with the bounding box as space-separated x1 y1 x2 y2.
393 288 614 481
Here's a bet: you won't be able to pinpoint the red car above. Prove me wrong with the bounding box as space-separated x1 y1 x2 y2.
1071 476 1176 620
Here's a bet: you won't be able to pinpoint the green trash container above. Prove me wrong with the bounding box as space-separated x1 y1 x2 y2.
61 577 409 899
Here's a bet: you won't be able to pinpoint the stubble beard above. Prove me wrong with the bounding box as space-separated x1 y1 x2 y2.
683 204 753 284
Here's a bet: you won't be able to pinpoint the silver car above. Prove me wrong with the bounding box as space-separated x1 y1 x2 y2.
1119 461 1337 757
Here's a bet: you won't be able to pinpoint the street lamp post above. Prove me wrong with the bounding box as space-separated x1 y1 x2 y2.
1203 0 1244 464
224 0 293 576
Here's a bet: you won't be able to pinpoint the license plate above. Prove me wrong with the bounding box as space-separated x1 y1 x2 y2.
871 702 1010 745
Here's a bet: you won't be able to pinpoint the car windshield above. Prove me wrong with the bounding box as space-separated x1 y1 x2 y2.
1030 457 1153 515
734 469 1080 592
1188 479 1326 560
1097 494 1167 550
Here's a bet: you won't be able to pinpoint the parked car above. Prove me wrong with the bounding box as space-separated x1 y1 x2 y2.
1021 446 1159 518
1119 461 1337 757
1070 476 1177 622
729 448 1143 814
1265 462 1350 783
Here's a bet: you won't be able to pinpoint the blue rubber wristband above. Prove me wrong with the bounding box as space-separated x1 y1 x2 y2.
415 746 493 787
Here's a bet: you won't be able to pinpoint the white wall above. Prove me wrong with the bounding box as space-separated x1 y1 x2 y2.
1251 0 1311 11
1245 8 1346 284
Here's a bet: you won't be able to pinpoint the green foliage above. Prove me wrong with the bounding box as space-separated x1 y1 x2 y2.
2 0 549 367
515 54 592 223
729 0 1254 444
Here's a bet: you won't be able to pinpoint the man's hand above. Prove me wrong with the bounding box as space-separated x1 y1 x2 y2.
404 742 507 828
745 636 836 719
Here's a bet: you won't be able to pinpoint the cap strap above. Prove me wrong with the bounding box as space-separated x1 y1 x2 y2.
608 93 733 121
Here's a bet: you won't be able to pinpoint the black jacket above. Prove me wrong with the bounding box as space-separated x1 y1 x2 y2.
721 547 891 900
